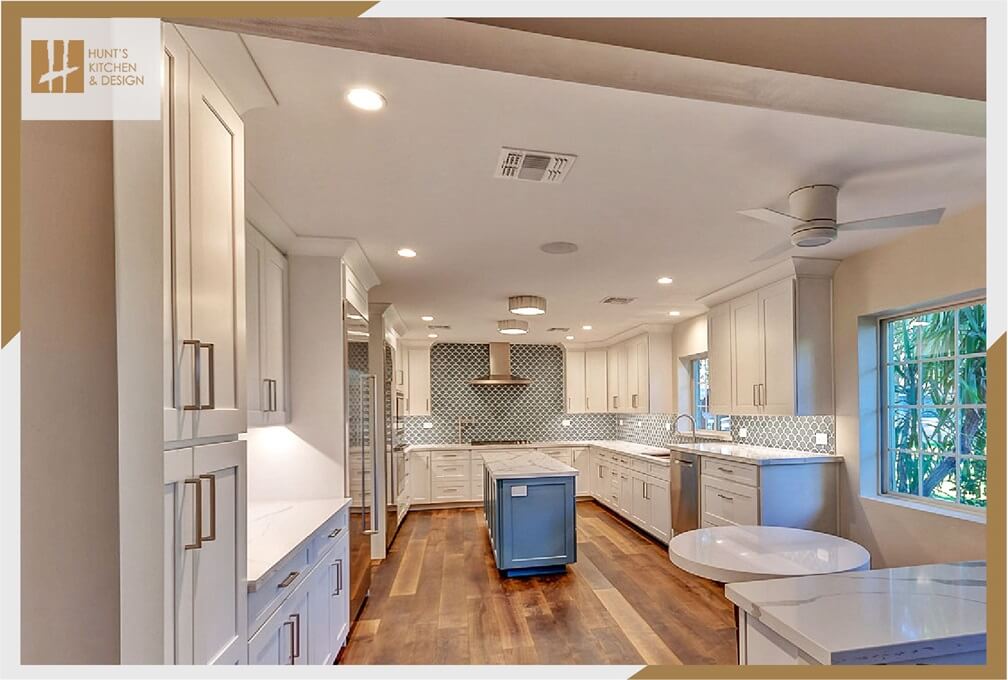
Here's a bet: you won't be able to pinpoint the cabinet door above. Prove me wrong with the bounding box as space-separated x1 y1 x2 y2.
647 479 671 542
409 452 430 503
406 347 431 416
188 59 246 439
572 448 590 496
245 227 265 422
731 292 761 415
329 534 351 656
707 302 733 414
607 344 625 412
758 279 796 415
626 340 640 412
584 349 608 413
565 350 586 413
618 469 632 515
163 447 195 664
629 335 649 412
262 241 288 422
192 440 247 665
307 556 332 665
163 26 194 443
630 473 650 527
248 586 308 665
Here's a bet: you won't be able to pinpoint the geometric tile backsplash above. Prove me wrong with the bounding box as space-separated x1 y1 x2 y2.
402 342 835 454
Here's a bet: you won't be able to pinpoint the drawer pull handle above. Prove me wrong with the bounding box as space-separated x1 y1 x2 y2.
333 557 343 595
198 473 216 542
328 527 343 539
716 493 734 501
283 619 296 665
183 478 202 551
278 571 300 588
290 613 301 659
717 466 734 473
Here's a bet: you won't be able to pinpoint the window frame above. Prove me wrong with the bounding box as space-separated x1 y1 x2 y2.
878 297 987 515
690 354 731 435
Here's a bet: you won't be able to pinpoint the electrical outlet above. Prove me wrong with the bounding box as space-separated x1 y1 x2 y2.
619 419 625 427
422 422 433 429
738 427 748 439
665 422 672 431
815 432 828 445
561 419 572 427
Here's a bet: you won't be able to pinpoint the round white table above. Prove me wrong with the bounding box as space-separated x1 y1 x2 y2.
668 525 870 583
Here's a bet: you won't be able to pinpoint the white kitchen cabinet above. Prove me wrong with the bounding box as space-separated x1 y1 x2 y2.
564 349 587 413
630 472 651 527
731 291 762 416
584 349 608 413
627 334 649 413
646 479 671 541
306 555 332 666
603 333 672 414
328 533 351 660
586 447 671 543
589 451 608 499
607 343 625 412
248 584 308 665
163 439 247 665
246 225 288 426
409 451 431 504
405 346 431 416
572 447 590 496
758 278 797 415
706 302 733 415
163 26 246 443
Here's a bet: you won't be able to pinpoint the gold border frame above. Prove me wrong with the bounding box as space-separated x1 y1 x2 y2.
2 4 1002 679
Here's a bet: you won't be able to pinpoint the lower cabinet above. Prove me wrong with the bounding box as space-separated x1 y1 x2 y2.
249 584 309 665
409 451 431 503
587 446 671 544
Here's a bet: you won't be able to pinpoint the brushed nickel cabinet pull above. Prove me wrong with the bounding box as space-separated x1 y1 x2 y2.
336 558 343 595
612 396 618 409
752 384 758 406
278 571 299 588
717 466 733 474
328 527 342 539
291 613 301 659
182 340 201 410
184 478 202 550
200 342 215 410
263 378 271 411
717 493 734 501
760 383 766 407
283 619 295 664
198 473 216 542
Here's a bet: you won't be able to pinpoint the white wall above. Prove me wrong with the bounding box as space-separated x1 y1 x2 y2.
246 256 346 502
671 314 708 414
833 205 987 568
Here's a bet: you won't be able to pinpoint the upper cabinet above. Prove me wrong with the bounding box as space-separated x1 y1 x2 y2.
403 344 431 416
564 348 608 414
707 273 834 416
163 27 246 443
567 332 673 415
246 226 289 426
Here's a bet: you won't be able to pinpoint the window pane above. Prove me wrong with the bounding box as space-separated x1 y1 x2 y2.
889 408 919 451
717 415 731 432
920 359 955 405
958 303 986 355
887 317 917 362
921 408 955 452
959 408 987 456
960 458 987 507
921 454 957 503
959 356 987 404
917 310 955 358
889 451 918 495
886 363 917 405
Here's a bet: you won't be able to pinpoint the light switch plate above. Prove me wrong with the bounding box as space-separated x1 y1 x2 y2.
738 427 748 439
422 422 433 429
561 419 572 427
665 422 672 431
511 485 528 497
815 432 828 445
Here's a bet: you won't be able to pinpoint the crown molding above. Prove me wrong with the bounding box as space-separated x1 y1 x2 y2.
698 256 840 308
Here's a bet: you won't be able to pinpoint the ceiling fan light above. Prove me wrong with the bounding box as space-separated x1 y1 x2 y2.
790 224 838 248
497 319 529 335
508 295 547 316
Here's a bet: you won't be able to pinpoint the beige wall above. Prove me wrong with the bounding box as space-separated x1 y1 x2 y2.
21 122 121 662
833 205 987 568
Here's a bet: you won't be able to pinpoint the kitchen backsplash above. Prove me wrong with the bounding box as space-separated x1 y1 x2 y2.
402 342 835 453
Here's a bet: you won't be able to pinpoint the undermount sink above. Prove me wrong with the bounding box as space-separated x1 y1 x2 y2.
646 452 671 458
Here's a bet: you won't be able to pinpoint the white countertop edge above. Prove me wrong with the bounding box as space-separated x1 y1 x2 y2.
247 497 352 592
405 440 673 465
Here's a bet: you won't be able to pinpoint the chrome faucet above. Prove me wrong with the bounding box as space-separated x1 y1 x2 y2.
672 413 697 443
456 415 474 444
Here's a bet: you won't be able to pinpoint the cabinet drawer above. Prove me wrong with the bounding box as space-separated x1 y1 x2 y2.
649 463 670 480
248 543 311 637
431 479 471 501
431 460 470 480
702 457 759 486
430 450 469 463
630 458 649 473
701 476 758 526
308 508 349 564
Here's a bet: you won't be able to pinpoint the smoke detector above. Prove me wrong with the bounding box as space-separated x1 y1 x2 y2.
495 147 577 183
600 296 636 305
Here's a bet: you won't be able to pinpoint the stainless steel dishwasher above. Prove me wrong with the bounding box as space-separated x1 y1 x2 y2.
669 450 699 534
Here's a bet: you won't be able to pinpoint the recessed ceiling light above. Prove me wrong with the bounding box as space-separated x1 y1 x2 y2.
581 325 592 331
421 315 434 322
565 335 575 341
657 276 674 285
498 319 529 335
346 87 386 111
397 247 417 258
427 333 438 339
669 310 681 317
509 295 547 316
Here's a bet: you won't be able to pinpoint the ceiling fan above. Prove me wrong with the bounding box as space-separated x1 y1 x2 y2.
739 184 945 261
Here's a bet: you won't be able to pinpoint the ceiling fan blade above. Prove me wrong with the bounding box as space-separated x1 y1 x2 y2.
738 208 805 228
838 207 945 232
751 239 795 262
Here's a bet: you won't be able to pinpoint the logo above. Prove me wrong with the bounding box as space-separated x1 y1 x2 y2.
31 39 84 93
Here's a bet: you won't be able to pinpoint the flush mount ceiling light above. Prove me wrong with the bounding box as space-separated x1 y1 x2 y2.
397 247 417 258
581 325 593 331
668 310 681 317
540 241 579 255
346 87 386 111
498 319 529 335
657 276 674 285
421 315 434 321
508 295 547 316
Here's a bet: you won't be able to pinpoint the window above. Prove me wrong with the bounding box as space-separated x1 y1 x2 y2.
881 300 986 510
691 356 730 432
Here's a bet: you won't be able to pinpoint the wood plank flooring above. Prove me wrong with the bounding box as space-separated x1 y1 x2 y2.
340 501 738 665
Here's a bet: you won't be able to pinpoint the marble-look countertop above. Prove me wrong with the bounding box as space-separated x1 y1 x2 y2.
405 440 672 465
247 497 351 591
668 525 870 583
725 561 987 665
483 451 578 479
668 441 840 466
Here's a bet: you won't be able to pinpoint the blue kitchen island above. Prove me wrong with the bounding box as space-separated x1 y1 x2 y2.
483 451 578 577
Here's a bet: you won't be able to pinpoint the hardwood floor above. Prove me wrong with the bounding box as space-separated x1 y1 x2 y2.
340 501 738 665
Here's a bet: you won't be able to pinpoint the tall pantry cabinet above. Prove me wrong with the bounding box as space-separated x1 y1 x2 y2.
162 25 248 665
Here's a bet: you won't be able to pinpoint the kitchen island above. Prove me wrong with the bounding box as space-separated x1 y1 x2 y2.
483 451 578 577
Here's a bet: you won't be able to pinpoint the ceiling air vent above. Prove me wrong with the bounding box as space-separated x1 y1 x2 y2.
546 327 570 333
428 325 452 330
495 147 576 183
601 296 636 305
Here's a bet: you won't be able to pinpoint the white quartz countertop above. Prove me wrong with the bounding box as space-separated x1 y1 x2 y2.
247 497 351 591
668 441 840 465
483 451 578 479
406 439 672 464
725 561 987 665
668 525 870 583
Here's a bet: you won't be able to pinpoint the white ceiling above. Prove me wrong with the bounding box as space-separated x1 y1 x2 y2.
237 32 985 343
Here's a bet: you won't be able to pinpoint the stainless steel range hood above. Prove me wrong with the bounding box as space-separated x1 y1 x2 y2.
469 342 531 385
